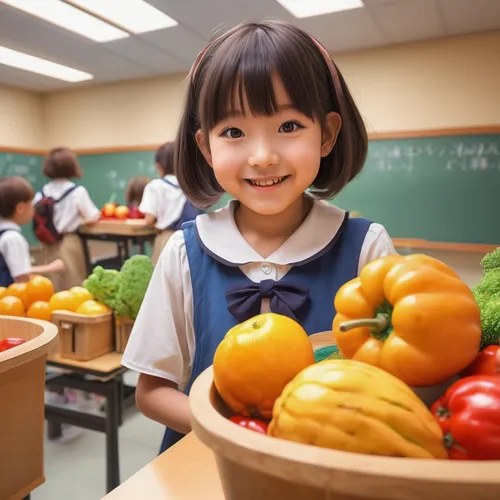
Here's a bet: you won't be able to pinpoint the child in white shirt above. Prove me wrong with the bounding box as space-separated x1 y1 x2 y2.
0 176 64 285
139 142 192 265
34 148 100 290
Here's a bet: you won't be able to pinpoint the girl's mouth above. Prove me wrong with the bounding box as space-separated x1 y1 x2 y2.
246 176 289 188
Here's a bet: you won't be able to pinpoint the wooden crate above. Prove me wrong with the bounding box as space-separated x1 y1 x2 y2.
115 317 134 354
52 310 113 361
0 316 58 500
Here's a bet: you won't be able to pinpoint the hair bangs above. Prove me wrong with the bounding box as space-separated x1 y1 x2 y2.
199 24 330 132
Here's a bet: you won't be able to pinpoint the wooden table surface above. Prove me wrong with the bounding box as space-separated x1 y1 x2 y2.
47 351 126 379
101 433 223 500
79 220 158 237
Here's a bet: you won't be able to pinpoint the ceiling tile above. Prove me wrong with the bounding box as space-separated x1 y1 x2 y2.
297 7 384 53
139 25 207 64
363 0 444 44
439 0 500 34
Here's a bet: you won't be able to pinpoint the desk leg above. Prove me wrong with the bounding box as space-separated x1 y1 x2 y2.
105 377 120 492
79 235 93 276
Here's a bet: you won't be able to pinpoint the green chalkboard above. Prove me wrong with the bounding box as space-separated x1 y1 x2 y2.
0 152 44 245
77 151 158 208
334 134 500 245
2 133 500 246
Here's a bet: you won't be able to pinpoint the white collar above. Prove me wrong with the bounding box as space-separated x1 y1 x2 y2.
195 199 346 266
163 175 178 185
0 220 22 232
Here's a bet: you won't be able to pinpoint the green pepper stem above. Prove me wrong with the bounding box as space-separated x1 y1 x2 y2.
339 314 388 333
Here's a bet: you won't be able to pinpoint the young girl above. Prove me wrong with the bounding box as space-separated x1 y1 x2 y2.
122 20 396 453
139 142 199 265
125 176 151 212
35 147 100 290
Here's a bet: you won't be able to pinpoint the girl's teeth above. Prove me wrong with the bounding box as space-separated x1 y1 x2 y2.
250 177 285 186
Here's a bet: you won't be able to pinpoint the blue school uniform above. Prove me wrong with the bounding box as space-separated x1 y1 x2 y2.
159 212 372 453
0 230 14 287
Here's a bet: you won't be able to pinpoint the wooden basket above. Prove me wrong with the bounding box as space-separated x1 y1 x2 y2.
190 331 500 500
115 317 134 354
0 316 58 500
52 310 113 361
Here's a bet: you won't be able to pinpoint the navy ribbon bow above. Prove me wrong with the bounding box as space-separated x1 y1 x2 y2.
225 279 309 322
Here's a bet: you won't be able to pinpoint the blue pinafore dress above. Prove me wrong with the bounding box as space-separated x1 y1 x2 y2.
159 213 372 453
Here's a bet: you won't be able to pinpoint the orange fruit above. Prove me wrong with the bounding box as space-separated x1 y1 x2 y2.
0 296 25 317
76 300 111 316
26 301 52 321
213 313 315 419
0 287 7 299
70 286 94 306
49 290 80 312
5 282 30 308
26 275 55 305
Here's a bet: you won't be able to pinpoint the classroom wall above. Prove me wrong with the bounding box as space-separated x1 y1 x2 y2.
42 31 500 149
44 73 187 149
0 84 44 149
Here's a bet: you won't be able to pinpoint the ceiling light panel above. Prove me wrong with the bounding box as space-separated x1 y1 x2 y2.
68 0 178 34
276 0 364 19
0 0 129 42
0 46 94 82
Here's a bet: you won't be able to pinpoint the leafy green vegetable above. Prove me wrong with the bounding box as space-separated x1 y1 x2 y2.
473 248 500 349
114 255 154 320
83 266 120 310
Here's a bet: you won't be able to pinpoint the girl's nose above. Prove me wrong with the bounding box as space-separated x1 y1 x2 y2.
248 140 279 168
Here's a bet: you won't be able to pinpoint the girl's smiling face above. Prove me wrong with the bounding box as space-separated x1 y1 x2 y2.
196 77 341 216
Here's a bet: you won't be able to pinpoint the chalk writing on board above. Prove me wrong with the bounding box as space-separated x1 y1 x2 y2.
105 170 127 191
369 141 500 173
137 160 156 176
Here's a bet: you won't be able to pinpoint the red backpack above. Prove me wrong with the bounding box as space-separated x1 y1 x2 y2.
33 186 78 244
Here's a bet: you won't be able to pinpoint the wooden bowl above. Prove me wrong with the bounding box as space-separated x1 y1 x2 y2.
0 316 58 500
190 332 500 500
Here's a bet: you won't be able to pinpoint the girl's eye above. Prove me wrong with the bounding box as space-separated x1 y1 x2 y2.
221 128 244 139
279 121 302 133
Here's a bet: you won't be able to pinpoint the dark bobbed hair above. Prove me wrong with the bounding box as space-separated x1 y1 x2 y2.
43 147 82 179
174 20 368 209
155 142 175 177
0 176 35 218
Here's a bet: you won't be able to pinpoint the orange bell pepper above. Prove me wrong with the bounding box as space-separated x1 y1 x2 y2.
332 254 482 387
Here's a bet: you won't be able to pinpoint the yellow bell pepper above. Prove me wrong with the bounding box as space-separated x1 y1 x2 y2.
332 254 481 387
269 359 448 459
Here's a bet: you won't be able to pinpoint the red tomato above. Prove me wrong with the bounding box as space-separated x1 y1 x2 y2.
431 375 500 460
463 345 500 376
229 415 269 434
0 337 27 352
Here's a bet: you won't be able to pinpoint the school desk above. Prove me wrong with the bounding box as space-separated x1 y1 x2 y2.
77 220 157 274
101 432 223 500
45 352 136 493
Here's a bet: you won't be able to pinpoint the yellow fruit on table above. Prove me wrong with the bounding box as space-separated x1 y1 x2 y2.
70 286 94 306
49 290 80 312
26 275 55 305
5 282 30 308
0 296 25 317
0 287 7 299
26 301 52 321
76 300 111 316
213 313 315 419
268 359 448 459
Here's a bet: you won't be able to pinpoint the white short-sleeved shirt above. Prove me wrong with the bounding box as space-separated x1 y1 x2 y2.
33 180 100 234
139 175 187 230
0 220 31 278
122 200 397 390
